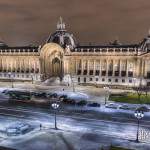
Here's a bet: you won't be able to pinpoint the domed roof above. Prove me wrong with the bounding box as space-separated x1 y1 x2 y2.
140 29 150 51
0 41 8 47
47 17 77 49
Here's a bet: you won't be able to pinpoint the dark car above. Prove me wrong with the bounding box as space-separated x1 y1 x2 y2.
59 95 68 100
2 89 9 94
136 106 150 112
87 102 100 107
77 100 87 106
33 92 47 98
47 93 58 98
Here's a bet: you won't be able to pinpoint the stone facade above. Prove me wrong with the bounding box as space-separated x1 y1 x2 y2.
0 17 150 87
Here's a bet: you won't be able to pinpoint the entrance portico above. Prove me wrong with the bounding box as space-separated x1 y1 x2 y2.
40 43 64 80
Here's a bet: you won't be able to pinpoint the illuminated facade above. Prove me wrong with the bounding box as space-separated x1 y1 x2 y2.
0 17 150 87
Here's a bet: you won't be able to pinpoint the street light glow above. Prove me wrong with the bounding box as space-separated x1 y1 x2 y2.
134 110 144 142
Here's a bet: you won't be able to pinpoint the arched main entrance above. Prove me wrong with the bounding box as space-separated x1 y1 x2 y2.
52 57 62 77
40 43 64 80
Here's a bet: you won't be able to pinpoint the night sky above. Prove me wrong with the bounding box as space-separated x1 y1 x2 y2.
0 0 150 46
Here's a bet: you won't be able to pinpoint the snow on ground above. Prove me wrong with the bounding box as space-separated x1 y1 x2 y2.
0 115 150 150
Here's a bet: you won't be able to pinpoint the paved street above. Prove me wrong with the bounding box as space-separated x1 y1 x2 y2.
0 105 149 150
0 82 149 149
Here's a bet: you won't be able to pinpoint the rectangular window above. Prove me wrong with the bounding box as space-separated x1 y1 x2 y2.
90 78 93 81
77 70 81 75
102 78 105 82
121 71 126 77
122 79 125 83
83 70 87 75
89 70 93 75
78 77 80 83
129 79 132 83
147 82 150 86
115 71 119 76
108 71 113 76
115 79 118 82
102 71 106 76
147 72 150 79
108 79 111 82
95 70 100 76
128 71 133 77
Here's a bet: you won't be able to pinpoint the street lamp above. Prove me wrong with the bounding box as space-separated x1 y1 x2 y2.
31 74 34 84
51 102 60 130
133 78 136 87
134 110 144 142
8 72 14 88
103 86 110 105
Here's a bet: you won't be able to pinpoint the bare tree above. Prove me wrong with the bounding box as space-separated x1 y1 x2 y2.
133 86 143 102
133 84 150 102
143 86 150 98
132 79 143 102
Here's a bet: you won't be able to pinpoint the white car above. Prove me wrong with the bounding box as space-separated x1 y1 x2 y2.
105 103 118 109
6 122 30 136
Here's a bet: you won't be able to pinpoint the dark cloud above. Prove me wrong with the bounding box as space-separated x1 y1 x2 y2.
0 0 149 46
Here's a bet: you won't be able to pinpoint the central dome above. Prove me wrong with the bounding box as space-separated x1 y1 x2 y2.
46 17 76 49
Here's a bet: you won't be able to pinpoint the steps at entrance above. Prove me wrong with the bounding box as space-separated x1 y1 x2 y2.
42 75 77 86
42 77 61 86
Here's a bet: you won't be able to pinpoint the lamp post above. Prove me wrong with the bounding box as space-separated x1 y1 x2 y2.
134 110 144 142
31 74 34 84
51 102 60 130
8 72 14 88
70 73 75 92
133 78 136 87
103 86 110 105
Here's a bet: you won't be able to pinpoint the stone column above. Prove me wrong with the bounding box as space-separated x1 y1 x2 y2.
126 59 128 78
143 59 147 77
112 59 115 77
119 59 122 77
134 59 140 78
87 60 90 76
99 60 101 76
81 59 84 75
94 60 96 76
75 59 78 75
106 59 108 77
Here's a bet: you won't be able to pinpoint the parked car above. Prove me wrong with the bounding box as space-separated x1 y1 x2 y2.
59 95 68 100
136 106 150 112
33 92 47 98
2 89 9 94
87 102 100 107
118 104 130 110
77 100 87 106
47 93 58 98
105 103 118 109
6 122 30 136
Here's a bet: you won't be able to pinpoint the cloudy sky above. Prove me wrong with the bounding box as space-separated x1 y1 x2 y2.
0 0 150 46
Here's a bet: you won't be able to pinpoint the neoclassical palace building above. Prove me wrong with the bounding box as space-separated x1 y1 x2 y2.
0 17 150 87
